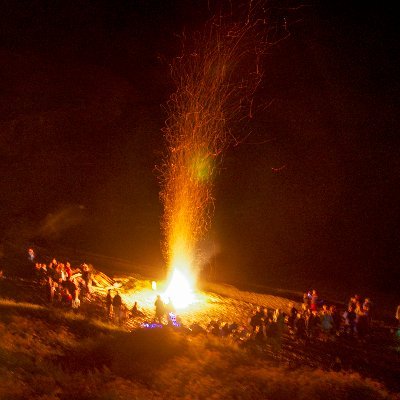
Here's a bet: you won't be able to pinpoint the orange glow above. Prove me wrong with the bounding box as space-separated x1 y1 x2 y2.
164 267 196 309
159 8 268 310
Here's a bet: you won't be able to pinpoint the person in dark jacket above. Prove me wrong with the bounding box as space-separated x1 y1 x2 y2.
155 295 165 324
113 291 122 325
106 289 113 319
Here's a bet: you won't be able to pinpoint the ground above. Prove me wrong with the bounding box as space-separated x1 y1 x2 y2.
0 264 400 399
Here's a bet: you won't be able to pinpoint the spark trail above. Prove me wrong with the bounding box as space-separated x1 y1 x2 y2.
159 3 281 306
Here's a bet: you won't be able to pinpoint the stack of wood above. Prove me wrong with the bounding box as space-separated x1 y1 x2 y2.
92 270 115 290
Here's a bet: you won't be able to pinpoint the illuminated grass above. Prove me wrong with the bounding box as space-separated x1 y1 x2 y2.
0 298 45 310
0 298 398 400
0 298 123 336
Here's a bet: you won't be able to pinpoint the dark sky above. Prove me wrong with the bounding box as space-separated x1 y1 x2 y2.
0 0 398 293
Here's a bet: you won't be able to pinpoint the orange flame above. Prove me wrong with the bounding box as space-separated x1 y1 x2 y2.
160 5 270 308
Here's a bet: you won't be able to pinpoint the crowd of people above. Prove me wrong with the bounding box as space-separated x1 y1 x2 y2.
33 257 94 312
143 289 379 349
242 290 375 349
104 289 145 325
23 249 400 347
31 254 139 325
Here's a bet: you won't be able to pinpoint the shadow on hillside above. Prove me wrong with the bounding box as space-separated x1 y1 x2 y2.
59 327 187 384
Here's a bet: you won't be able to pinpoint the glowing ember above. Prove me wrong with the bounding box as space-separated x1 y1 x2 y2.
164 268 195 309
159 5 270 310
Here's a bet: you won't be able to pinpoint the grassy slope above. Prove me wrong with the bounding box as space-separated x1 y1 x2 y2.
0 297 399 400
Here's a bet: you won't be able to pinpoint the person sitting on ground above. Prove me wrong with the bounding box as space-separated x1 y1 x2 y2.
65 262 72 279
130 301 144 318
167 310 180 327
63 276 77 301
254 323 265 343
190 323 207 336
228 322 239 333
208 320 221 336
61 288 73 307
221 322 231 337
165 297 176 316
307 310 320 339
356 306 369 340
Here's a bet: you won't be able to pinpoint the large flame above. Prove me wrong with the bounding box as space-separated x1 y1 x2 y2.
163 247 196 308
159 7 269 311
164 268 195 309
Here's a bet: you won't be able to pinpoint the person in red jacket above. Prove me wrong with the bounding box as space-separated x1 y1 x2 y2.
310 290 319 312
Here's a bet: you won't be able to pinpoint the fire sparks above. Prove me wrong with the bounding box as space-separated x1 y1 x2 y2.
160 4 272 307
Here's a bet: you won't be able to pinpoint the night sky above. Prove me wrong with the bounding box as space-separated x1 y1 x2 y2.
1 1 398 294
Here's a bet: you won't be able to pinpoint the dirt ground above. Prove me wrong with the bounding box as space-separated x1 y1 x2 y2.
1 268 400 394
91 272 400 393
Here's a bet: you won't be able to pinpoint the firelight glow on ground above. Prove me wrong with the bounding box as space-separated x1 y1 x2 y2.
90 271 296 331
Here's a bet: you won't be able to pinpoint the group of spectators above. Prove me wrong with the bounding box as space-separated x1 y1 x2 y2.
103 292 181 327
29 249 155 326
104 289 146 325
243 289 375 347
25 249 399 345
188 289 378 351
33 256 93 313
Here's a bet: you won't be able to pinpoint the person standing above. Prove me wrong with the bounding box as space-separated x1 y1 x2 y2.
65 262 72 279
155 295 165 324
80 264 92 296
113 291 122 325
72 289 81 313
310 290 319 312
106 289 113 319
396 304 400 327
